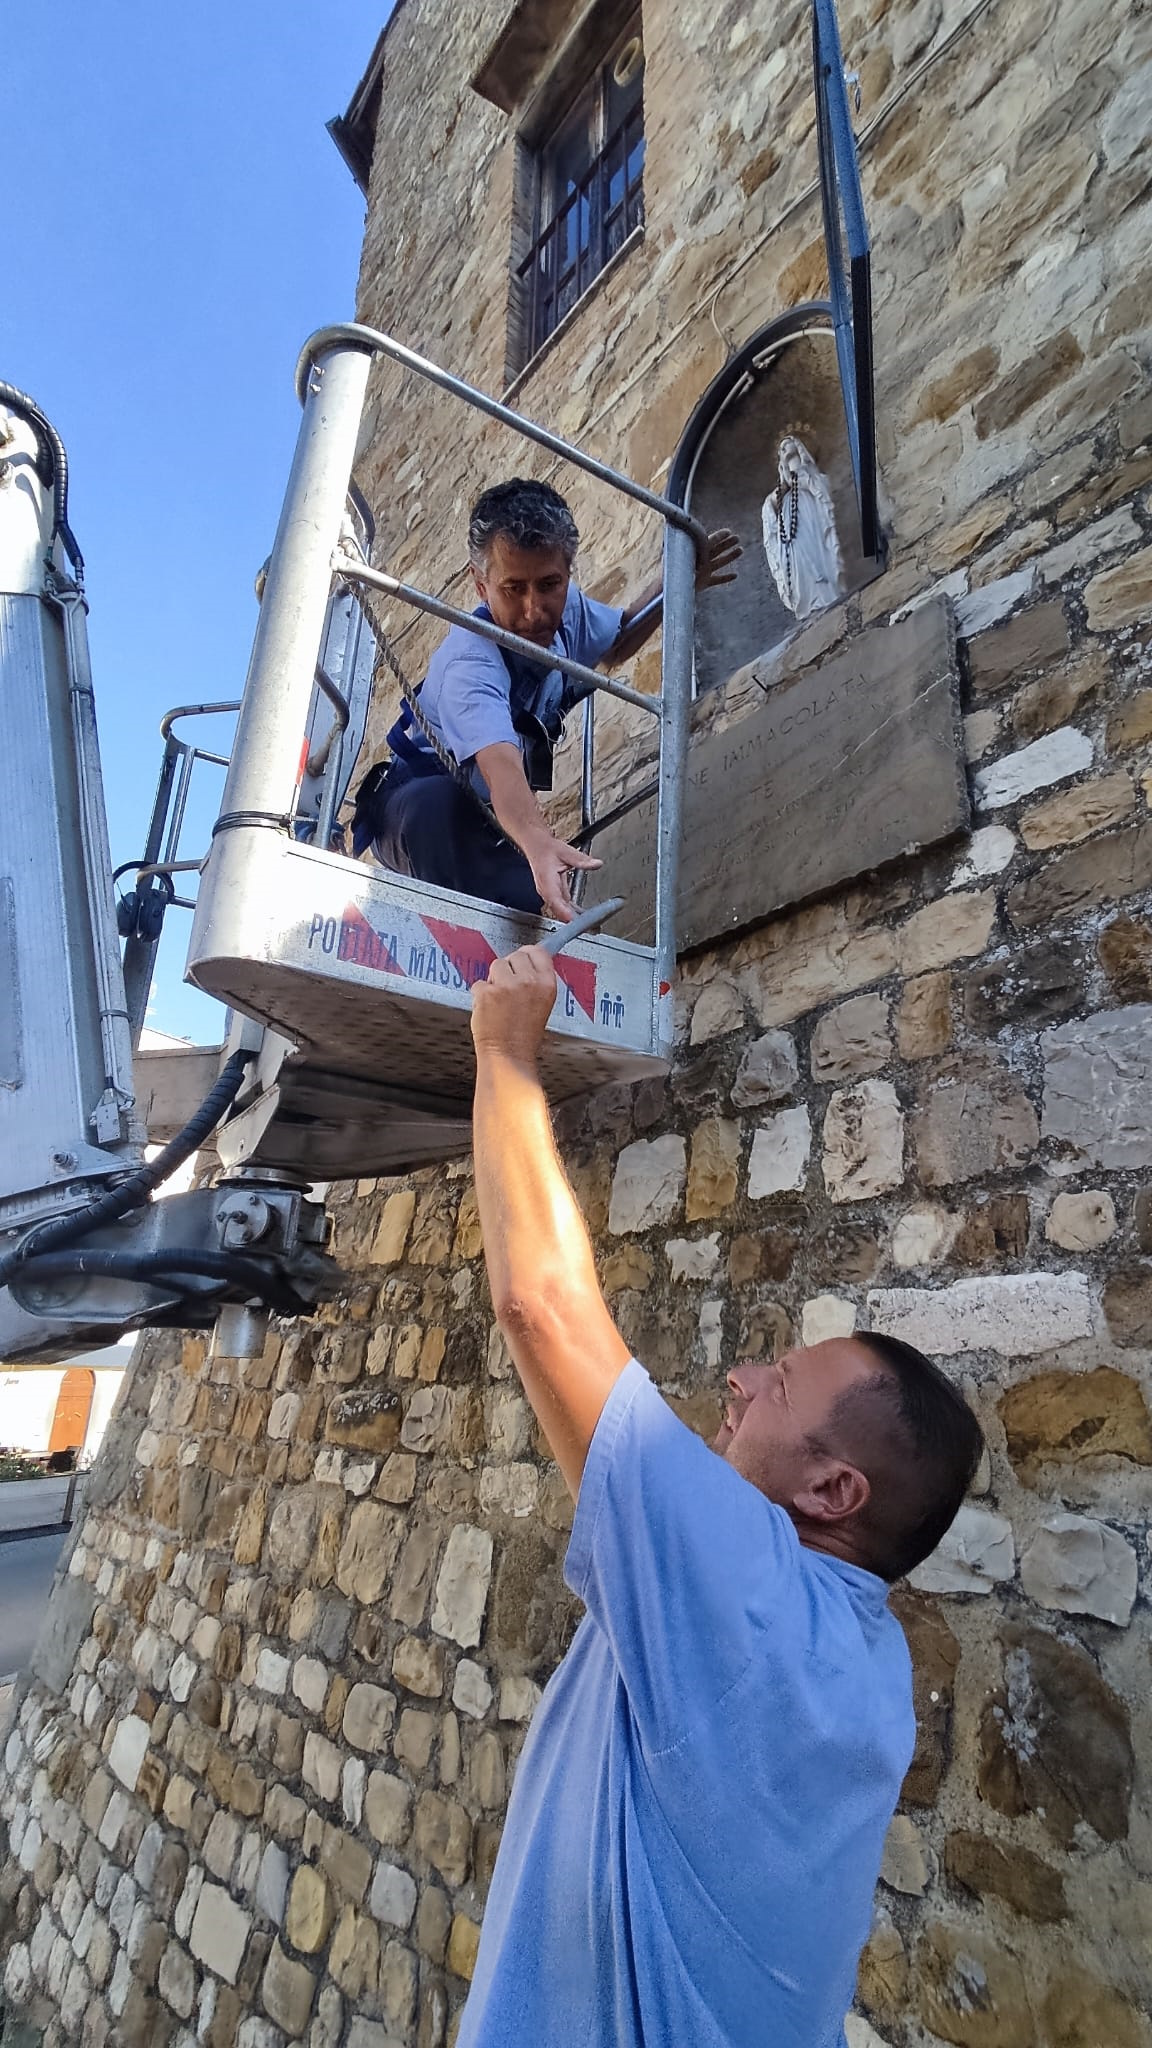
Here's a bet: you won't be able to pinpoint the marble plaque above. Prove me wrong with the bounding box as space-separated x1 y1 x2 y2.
592 597 968 952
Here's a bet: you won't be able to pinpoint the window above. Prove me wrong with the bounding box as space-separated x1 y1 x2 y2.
516 18 645 362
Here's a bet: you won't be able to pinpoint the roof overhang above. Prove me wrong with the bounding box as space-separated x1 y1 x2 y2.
328 18 398 195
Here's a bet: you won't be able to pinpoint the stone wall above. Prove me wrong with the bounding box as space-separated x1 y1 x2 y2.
3 0 1152 2044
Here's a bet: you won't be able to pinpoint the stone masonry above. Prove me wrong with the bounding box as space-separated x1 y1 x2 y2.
3 0 1152 2043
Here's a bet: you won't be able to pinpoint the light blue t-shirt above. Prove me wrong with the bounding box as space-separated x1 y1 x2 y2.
458 1362 915 2048
413 582 623 795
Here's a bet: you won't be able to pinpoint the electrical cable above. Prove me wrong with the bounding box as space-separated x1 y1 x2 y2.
0 380 84 580
9 1247 309 1316
0 1048 255 1288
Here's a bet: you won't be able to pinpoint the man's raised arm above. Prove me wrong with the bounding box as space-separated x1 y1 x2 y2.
470 946 631 1497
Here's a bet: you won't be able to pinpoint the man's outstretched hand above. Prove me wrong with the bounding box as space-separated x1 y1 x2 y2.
525 830 602 924
472 945 557 1066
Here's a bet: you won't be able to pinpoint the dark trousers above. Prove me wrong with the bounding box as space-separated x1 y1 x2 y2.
370 765 542 915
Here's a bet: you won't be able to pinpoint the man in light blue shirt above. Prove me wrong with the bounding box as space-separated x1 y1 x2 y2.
464 945 985 2047
353 478 738 921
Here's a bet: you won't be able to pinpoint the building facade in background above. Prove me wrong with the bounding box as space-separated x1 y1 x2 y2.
2 1 1152 2044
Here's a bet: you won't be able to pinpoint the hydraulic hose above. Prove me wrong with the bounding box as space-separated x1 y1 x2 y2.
9 1247 308 1316
0 1048 254 1288
0 380 84 580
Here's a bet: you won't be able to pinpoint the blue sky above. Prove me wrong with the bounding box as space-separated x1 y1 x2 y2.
4 2 389 1040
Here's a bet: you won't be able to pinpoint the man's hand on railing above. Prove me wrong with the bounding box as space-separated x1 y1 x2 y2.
697 527 743 591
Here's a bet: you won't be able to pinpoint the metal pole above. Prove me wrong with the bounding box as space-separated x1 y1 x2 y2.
211 340 374 834
335 556 660 717
580 694 596 832
59 592 140 1147
297 325 710 550
653 524 695 1056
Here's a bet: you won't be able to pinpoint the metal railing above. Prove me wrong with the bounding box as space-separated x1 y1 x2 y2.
200 323 705 1053
118 703 237 1046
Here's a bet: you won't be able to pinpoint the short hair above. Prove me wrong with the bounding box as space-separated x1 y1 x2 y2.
468 479 579 567
813 1332 985 1582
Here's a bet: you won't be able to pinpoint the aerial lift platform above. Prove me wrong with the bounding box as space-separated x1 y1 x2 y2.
177 325 704 1182
0 0 873 1361
0 329 704 1361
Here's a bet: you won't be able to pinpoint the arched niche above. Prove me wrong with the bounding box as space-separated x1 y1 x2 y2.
669 305 885 696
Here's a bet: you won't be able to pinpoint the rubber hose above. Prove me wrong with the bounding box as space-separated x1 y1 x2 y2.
0 1049 254 1286
12 1246 306 1314
0 380 84 578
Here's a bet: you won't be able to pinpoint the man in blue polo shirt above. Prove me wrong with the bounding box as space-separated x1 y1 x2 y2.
353 478 739 921
463 944 985 2047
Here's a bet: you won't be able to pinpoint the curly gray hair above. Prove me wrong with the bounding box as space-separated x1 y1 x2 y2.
468 478 580 567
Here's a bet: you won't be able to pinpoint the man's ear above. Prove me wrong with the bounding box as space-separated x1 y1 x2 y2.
470 561 488 603
794 1460 870 1527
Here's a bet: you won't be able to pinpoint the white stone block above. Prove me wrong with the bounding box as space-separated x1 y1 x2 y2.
952 567 1037 637
97 1791 130 1854
665 1233 721 1281
823 1080 904 1204
1038 507 1141 585
3 1942 32 2007
699 1297 724 1370
452 1660 493 1721
880 1814 933 1896
255 1648 290 1696
292 1656 329 1714
1045 1190 1117 1251
342 1682 397 1753
909 1505 1016 1594
431 1524 494 1648
168 1651 197 1704
1021 1514 1138 1626
845 2014 894 2048
370 1859 417 1930
498 1675 541 1723
801 1296 857 1346
1102 58 1152 165
868 1272 1094 1357
890 1204 957 1270
963 708 999 762
946 824 1016 891
478 1463 539 1517
191 1615 221 1661
108 1949 133 2018
973 726 1093 811
689 976 745 1043
173 1863 204 1941
892 568 970 625
237 2019 287 2048
107 1713 150 1793
485 1390 531 1459
17 1816 41 1873
608 1135 687 1234
1042 1006 1152 1170
344 1457 378 1496
189 1881 252 1985
267 1391 301 1440
730 1028 799 1108
747 1106 811 1198
302 1732 342 1802
342 1757 366 1829
347 2020 400 2048
255 1841 289 1925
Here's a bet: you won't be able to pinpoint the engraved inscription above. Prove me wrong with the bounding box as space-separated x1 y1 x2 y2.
591 599 968 952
